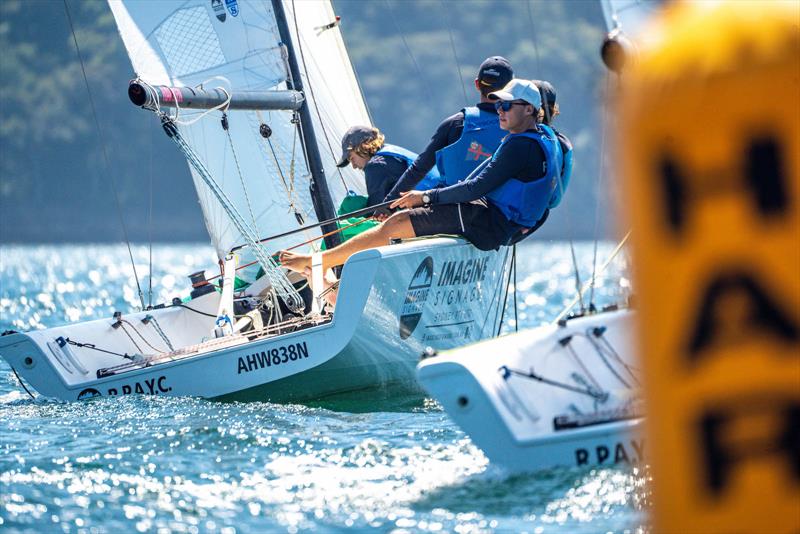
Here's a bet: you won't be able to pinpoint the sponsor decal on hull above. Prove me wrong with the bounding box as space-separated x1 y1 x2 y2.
421 255 491 343
574 438 645 467
400 257 434 339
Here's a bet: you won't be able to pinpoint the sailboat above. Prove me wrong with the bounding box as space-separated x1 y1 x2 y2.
0 0 511 402
416 0 661 473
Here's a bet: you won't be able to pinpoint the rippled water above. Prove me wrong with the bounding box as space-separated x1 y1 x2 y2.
0 242 649 533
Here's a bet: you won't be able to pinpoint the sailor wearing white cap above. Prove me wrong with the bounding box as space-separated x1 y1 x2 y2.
279 79 566 275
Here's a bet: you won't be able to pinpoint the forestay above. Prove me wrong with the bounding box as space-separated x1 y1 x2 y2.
108 0 371 266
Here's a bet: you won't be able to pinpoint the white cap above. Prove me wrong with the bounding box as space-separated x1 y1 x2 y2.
488 78 542 109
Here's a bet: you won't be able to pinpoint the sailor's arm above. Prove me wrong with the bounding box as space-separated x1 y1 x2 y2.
383 112 463 201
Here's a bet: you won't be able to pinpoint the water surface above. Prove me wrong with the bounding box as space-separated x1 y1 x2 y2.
0 242 649 533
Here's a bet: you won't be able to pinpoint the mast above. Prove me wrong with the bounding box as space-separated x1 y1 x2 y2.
272 0 341 249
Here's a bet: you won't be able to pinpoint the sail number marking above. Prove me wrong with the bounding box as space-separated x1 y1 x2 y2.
237 342 309 374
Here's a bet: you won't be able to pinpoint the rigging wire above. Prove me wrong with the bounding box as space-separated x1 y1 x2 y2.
147 116 154 309
524 0 585 313
512 245 518 332
290 0 349 192
553 230 631 324
439 0 469 107
588 73 613 310
161 117 305 313
62 0 145 310
526 0 543 75
384 0 433 103
497 248 515 336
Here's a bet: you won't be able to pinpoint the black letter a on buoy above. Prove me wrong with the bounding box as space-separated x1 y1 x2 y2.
686 269 798 364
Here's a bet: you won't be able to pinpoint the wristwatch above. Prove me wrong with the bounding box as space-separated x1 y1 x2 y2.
422 192 431 206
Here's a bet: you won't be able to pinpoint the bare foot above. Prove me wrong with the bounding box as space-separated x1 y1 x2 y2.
278 250 312 273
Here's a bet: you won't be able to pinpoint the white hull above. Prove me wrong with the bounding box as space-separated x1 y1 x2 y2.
1 238 509 402
417 309 645 473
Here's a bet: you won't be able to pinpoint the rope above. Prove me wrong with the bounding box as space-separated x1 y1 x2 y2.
63 0 145 310
580 332 633 389
439 0 468 106
147 316 175 352
65 338 135 360
290 0 349 191
500 365 607 400
161 116 305 313
171 79 232 126
199 217 374 287
11 367 36 400
117 322 143 354
591 331 641 385
254 109 317 249
121 319 164 354
174 303 218 318
564 342 603 391
223 113 260 231
384 0 433 103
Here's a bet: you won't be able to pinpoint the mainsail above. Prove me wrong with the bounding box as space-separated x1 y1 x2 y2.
108 0 371 262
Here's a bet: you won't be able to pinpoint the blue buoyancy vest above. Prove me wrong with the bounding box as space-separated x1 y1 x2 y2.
486 125 564 227
435 106 506 186
547 131 573 209
376 143 443 191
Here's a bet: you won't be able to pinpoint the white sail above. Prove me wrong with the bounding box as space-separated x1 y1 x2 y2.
600 0 664 37
108 0 371 262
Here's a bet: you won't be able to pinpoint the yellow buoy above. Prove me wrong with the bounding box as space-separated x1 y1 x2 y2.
619 1 800 532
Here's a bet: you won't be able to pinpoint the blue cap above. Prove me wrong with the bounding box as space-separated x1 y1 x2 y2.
477 56 514 90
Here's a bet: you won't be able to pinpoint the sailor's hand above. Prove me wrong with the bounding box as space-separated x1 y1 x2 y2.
373 206 392 221
390 191 425 210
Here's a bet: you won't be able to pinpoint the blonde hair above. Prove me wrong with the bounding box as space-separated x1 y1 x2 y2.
353 129 385 159
541 103 560 125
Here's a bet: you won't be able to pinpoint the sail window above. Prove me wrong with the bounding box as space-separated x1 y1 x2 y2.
154 7 226 78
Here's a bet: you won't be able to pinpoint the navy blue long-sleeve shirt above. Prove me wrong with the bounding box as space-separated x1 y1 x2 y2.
383 102 498 201
430 129 547 206
363 153 409 208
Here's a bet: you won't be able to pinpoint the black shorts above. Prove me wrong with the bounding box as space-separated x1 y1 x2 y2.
407 200 514 251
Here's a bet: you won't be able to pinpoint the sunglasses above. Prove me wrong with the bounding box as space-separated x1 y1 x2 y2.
494 100 529 112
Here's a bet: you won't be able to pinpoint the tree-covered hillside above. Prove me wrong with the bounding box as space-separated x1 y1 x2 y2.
0 0 615 243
